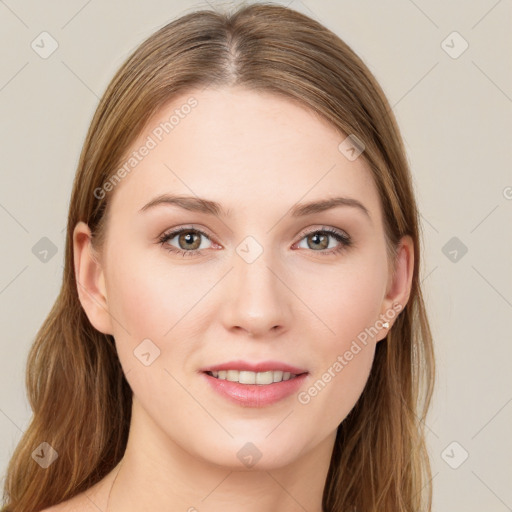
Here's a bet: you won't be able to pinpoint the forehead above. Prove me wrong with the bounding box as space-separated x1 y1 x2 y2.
107 86 381 223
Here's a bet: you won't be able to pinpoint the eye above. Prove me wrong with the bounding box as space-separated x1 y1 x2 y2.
158 225 352 258
295 227 352 255
158 227 214 257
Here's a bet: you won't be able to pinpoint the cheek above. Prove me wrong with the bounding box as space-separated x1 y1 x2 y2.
294 253 387 345
304 347 376 432
105 249 208 340
104 259 201 415
104 251 222 386
298 295 379 431
293 256 386 424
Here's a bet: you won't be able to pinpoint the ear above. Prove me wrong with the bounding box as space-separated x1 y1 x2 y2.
375 235 414 342
73 221 113 335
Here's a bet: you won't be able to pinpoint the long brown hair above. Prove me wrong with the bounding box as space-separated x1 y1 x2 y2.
2 3 435 511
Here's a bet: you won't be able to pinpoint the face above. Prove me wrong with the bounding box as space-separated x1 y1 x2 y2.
76 86 410 471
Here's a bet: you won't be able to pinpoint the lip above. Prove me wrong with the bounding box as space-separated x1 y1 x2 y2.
200 360 308 374
201 371 308 408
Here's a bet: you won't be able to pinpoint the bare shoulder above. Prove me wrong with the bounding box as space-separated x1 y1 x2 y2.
38 499 81 512
38 465 119 512
38 501 73 512
38 492 101 512
37 463 120 512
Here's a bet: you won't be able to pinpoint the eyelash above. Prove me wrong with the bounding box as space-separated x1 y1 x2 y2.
157 226 352 258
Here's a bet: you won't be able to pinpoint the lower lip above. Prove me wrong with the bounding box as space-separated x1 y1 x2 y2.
201 372 308 408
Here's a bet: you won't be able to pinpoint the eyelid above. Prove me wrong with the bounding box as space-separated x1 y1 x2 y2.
158 224 351 255
159 224 348 243
159 224 216 240
294 224 349 240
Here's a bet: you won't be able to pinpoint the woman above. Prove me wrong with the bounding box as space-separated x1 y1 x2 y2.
2 2 435 511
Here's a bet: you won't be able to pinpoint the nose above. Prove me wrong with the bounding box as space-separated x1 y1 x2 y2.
220 247 292 338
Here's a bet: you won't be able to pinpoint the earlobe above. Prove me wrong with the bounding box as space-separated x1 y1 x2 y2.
73 221 113 335
376 235 414 341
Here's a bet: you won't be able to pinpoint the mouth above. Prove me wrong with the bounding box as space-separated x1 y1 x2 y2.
200 360 309 407
204 369 306 385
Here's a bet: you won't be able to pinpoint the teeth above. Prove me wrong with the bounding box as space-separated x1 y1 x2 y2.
209 370 298 384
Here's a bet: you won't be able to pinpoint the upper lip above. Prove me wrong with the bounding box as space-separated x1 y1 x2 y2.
201 360 308 374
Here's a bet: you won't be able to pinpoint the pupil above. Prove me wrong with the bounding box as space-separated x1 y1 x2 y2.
180 231 199 250
310 233 327 249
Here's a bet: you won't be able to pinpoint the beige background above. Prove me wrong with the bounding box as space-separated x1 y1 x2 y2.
1 0 511 510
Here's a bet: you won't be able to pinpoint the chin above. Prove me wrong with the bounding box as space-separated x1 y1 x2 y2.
192 436 305 471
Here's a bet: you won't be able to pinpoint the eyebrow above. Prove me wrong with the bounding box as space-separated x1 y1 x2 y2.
139 194 371 221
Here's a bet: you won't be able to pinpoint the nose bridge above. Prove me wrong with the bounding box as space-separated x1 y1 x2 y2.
222 236 290 336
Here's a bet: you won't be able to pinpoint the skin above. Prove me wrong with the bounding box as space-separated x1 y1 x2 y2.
50 86 413 511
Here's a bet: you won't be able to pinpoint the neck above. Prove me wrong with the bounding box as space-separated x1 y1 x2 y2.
106 398 334 512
